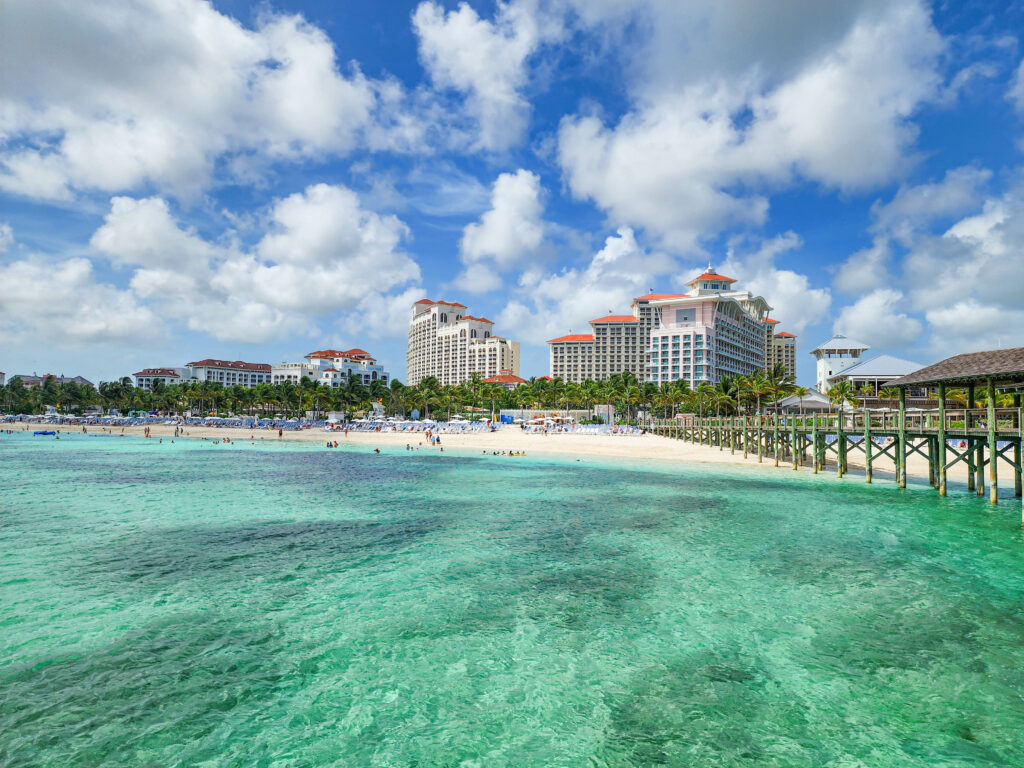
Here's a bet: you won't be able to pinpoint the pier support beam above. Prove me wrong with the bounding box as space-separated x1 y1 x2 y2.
898 389 907 489
773 416 780 468
864 410 872 484
937 383 947 497
988 378 998 505
742 414 748 460
791 420 799 470
811 415 819 474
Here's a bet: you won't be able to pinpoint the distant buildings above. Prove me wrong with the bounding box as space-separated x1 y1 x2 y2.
133 367 191 391
811 335 870 393
547 268 795 387
0 371 5 387
11 374 94 388
646 268 771 388
407 299 521 386
272 348 390 388
548 295 667 383
484 372 528 390
185 359 271 388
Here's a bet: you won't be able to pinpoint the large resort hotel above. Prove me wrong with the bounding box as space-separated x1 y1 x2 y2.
547 267 791 387
407 299 521 386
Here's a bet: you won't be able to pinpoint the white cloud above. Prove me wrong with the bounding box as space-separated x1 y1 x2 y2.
870 165 990 244
833 238 893 296
497 227 681 344
412 1 555 152
720 233 831 336
87 184 421 344
0 0 390 200
557 0 943 248
90 196 223 271
833 288 923 349
0 257 161 344
0 224 13 252
456 169 545 291
924 301 1024 354
1009 58 1024 113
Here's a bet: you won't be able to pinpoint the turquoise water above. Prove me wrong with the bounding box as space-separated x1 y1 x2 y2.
3 434 1024 767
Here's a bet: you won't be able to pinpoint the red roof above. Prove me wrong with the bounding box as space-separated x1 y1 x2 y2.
633 293 688 301
764 318 780 324
591 314 636 323
485 374 527 384
322 368 339 372
775 332 797 338
414 299 435 305
459 315 494 324
689 272 737 283
415 299 467 308
133 368 180 377
547 333 595 343
186 359 271 372
537 376 554 380
306 348 376 362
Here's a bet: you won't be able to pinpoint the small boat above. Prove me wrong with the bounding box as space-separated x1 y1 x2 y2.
33 430 56 436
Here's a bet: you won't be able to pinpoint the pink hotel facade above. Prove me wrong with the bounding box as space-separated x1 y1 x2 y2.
548 268 776 388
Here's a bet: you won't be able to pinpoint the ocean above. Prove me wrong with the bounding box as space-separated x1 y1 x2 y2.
3 431 1024 767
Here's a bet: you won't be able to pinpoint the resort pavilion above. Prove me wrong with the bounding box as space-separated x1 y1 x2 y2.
888 346 1024 510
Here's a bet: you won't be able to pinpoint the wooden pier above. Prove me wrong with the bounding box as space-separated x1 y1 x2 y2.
650 347 1024 522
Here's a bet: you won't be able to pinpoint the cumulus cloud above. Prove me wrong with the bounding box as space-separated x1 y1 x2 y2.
557 0 944 248
833 288 923 349
498 227 682 343
86 184 421 344
456 169 545 291
833 238 893 296
720 233 831 336
0 0 403 200
412 1 556 152
0 257 161 344
0 224 13 253
869 165 990 244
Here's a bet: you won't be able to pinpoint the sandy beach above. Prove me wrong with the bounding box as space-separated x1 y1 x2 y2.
7 420 980 487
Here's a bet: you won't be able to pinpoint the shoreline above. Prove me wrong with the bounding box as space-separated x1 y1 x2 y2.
4 420 974 487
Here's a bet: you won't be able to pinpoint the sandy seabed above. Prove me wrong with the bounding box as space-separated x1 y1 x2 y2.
7 420 982 488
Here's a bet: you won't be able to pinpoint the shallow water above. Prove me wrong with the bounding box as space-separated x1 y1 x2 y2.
3 432 1024 767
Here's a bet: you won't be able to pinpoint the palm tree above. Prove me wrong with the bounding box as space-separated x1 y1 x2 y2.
791 385 810 415
878 386 900 410
764 363 795 413
827 381 861 412
744 371 772 415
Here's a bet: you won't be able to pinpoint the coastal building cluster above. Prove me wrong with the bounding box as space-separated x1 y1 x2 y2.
133 351 390 392
546 266 798 388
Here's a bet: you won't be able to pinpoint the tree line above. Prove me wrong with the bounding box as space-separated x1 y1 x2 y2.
1 364 806 421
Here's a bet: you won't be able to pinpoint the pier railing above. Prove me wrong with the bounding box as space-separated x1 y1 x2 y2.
650 407 1024 520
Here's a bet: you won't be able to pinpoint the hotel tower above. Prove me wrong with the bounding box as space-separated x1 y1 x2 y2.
406 299 521 386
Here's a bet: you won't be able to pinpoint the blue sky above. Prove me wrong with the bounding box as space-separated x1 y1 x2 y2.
2 0 1024 386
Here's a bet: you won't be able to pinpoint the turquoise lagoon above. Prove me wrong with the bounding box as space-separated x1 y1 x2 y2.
3 432 1024 767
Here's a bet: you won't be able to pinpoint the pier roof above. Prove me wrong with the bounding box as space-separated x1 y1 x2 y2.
889 346 1024 388
810 334 869 353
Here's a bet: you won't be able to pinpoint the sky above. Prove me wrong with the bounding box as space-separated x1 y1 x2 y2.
2 0 1024 387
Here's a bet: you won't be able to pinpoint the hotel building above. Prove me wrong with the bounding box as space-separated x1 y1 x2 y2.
645 268 772 387
768 329 797 380
547 294 681 383
811 335 922 395
407 300 521 386
272 348 390 388
133 367 192 391
810 335 870 393
185 359 271 388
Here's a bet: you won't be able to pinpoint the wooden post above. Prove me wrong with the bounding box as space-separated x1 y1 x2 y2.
791 419 799 470
812 414 819 474
975 438 985 498
898 388 907 489
742 413 748 459
864 408 872 484
937 382 947 497
757 414 763 463
773 415 780 467
836 409 845 477
730 416 736 454
988 378 998 505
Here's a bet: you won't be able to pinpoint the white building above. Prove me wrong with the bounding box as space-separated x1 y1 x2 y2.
810 335 870 393
132 367 192 391
186 359 271 388
646 268 772 387
826 353 923 395
273 348 390 388
547 294 681 383
407 300 521 386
